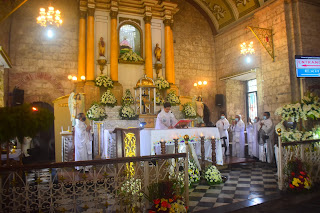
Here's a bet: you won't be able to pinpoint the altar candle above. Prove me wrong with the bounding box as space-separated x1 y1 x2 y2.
68 126 70 131
61 126 63 132
211 136 215 139
160 139 164 142
200 133 204 137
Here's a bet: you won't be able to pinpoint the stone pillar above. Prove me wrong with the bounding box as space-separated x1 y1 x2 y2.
169 19 175 84
86 8 95 84
110 11 118 82
84 7 100 110
77 10 86 92
144 15 153 79
164 19 173 84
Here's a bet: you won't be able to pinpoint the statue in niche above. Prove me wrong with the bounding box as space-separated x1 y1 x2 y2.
154 43 162 62
120 37 132 50
98 37 106 56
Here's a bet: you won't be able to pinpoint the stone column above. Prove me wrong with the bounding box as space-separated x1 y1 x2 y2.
169 20 175 84
110 11 118 82
77 10 86 92
164 19 173 84
86 8 95 84
84 7 100 110
144 15 153 79
109 10 123 105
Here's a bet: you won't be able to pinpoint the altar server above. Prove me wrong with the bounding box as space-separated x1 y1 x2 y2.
216 112 230 155
246 118 254 157
75 113 92 170
155 102 178 130
260 112 275 163
252 117 260 158
231 115 245 158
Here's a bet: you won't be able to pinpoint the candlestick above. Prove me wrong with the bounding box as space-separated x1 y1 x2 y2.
200 134 205 171
173 137 179 154
160 140 166 154
61 126 63 132
211 137 216 165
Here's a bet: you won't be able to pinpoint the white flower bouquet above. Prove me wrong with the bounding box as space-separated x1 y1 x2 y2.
154 76 170 90
188 160 200 187
120 49 144 62
100 90 117 107
166 90 180 106
155 91 164 105
86 103 107 121
182 102 196 119
119 105 138 120
121 89 134 106
95 75 113 88
204 165 222 185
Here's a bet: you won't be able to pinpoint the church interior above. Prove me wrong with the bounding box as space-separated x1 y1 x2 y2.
1 0 320 212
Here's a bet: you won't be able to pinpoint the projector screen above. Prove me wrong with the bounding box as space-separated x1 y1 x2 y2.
295 55 320 77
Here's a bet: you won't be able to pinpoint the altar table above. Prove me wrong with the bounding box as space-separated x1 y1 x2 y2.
140 127 223 165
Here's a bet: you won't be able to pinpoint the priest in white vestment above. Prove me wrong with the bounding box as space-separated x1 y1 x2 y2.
155 102 178 130
216 112 230 155
260 112 275 163
75 113 92 170
231 115 245 158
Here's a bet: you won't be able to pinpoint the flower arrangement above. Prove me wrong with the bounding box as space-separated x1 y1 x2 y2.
188 160 200 187
275 92 320 142
122 89 134 106
119 105 138 120
204 165 223 185
86 103 107 121
155 77 170 90
182 102 196 119
166 90 180 106
120 49 144 62
100 90 117 107
95 75 113 88
155 91 164 105
145 179 186 213
285 158 312 191
119 178 143 197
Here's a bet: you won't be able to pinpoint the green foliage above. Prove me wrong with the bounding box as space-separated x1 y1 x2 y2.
0 104 54 144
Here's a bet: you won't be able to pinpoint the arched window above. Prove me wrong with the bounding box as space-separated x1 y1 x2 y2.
118 22 143 58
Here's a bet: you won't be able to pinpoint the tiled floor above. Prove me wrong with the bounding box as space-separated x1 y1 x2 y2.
188 162 279 212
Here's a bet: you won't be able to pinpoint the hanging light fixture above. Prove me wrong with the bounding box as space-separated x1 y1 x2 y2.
240 41 255 55
37 4 62 27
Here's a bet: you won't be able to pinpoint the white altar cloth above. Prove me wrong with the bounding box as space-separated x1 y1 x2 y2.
140 127 223 165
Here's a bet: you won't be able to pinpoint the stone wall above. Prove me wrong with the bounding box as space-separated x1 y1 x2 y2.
299 1 320 95
0 16 11 53
173 1 217 122
8 0 78 105
214 0 292 121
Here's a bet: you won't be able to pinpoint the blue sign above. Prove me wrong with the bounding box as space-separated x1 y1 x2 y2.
295 55 320 77
296 69 320 77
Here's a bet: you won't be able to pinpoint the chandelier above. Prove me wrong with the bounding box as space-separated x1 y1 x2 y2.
240 41 254 55
36 5 62 27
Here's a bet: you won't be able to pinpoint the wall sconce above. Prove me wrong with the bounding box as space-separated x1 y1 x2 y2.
240 41 255 55
68 75 85 82
194 81 207 99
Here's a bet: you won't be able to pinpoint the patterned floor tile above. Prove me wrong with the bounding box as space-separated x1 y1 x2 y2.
188 161 280 212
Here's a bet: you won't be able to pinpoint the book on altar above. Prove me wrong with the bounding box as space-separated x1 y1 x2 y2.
174 120 191 128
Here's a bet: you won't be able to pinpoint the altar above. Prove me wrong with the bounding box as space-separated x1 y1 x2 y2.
140 127 223 165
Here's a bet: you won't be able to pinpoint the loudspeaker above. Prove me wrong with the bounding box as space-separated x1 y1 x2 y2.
215 94 224 107
12 88 24 106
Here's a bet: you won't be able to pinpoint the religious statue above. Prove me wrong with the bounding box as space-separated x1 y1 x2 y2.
154 43 162 62
98 37 105 56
